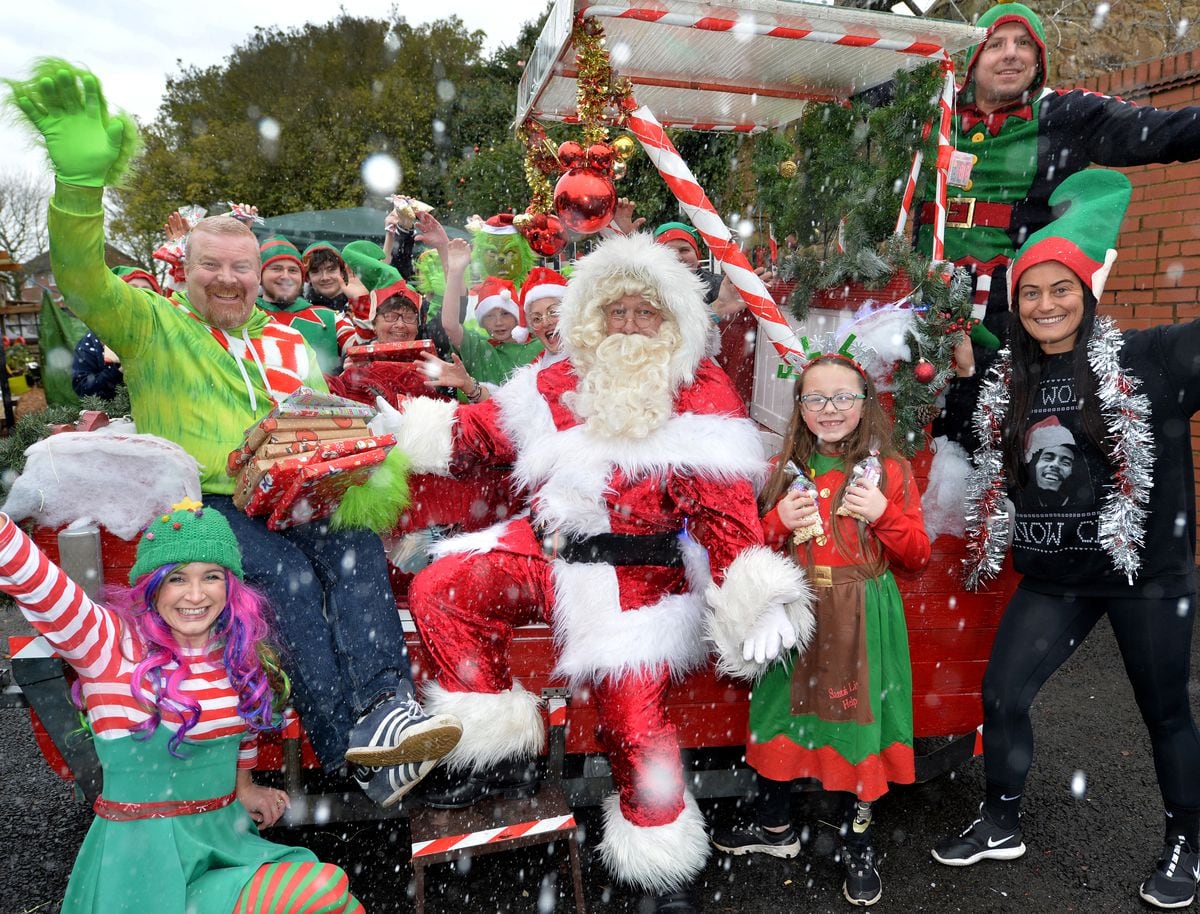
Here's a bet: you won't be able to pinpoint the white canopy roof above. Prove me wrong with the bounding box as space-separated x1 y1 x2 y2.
517 0 984 131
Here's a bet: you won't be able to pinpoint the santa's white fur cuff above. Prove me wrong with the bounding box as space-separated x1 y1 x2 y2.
597 792 710 893
705 545 814 681
422 681 545 773
395 396 458 475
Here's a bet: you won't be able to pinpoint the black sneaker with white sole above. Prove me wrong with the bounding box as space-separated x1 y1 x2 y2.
711 822 801 858
1139 835 1200 910
931 811 1026 866
344 694 462 768
353 759 438 808
842 842 882 907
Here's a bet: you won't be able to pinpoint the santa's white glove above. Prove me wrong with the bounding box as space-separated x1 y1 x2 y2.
741 601 797 664
368 396 404 438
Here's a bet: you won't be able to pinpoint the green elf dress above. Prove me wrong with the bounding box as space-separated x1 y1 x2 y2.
0 515 314 913
746 453 931 801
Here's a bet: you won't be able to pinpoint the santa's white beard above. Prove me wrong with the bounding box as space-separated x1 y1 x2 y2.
573 329 677 440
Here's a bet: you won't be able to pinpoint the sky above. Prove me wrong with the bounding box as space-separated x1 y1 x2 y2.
0 0 551 179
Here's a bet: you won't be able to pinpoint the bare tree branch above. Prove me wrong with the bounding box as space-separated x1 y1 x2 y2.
0 171 51 301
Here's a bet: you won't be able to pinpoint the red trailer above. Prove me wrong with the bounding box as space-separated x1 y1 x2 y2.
8 0 1016 822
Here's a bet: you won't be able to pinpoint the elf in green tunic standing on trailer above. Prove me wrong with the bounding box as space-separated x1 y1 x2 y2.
919 0 1200 447
712 338 931 908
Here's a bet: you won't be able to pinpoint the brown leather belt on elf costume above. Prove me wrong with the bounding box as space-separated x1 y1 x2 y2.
534 523 684 566
93 791 237 821
920 199 1013 230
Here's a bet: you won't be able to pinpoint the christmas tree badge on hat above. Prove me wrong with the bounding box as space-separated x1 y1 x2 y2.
130 498 244 583
1006 168 1133 305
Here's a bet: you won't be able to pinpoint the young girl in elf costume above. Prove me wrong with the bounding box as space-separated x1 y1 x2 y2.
713 342 930 908
933 170 1200 911
0 502 366 913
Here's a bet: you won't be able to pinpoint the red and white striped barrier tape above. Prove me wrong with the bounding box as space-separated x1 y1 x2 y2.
412 814 577 858
625 104 806 367
580 5 948 57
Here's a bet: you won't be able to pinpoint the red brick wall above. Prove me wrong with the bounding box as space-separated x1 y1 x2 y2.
1079 51 1200 543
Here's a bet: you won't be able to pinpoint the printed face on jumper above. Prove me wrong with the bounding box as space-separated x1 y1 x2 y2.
1017 262 1086 355
800 362 865 453
662 238 699 270
1033 445 1075 492
526 297 562 353
604 293 664 337
260 259 303 304
155 563 228 649
186 231 260 330
972 21 1040 112
374 300 420 343
308 260 346 298
480 309 518 343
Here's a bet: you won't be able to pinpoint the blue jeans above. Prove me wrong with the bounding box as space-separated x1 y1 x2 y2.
208 496 413 770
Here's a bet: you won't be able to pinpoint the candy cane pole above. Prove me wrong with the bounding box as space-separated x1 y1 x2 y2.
625 104 806 367
894 147 923 237
931 60 956 266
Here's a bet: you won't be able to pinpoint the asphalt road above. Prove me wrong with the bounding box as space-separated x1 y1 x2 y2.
3 604 1198 914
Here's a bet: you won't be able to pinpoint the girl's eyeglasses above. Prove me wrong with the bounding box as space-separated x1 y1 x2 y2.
799 393 865 412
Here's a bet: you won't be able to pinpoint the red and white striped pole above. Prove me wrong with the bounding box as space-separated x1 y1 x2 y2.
931 61 956 265
625 104 807 367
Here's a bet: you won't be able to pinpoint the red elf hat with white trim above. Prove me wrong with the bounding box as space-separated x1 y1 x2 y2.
473 276 528 342
1007 169 1132 306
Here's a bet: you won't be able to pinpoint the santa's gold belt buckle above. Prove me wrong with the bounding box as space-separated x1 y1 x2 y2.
811 565 833 587
946 197 976 229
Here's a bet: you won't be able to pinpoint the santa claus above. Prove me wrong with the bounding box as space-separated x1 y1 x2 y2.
371 232 814 913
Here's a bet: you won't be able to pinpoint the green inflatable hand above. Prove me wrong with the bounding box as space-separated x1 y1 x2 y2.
5 59 138 188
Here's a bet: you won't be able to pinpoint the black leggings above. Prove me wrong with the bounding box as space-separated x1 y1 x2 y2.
982 585 1200 813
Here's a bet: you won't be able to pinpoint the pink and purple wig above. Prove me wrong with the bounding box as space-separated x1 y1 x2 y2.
73 563 287 756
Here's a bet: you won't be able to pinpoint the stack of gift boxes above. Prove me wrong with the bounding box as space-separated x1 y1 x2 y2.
227 390 395 531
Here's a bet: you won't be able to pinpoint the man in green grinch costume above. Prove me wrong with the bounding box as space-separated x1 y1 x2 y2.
919 0 1200 444
5 60 461 806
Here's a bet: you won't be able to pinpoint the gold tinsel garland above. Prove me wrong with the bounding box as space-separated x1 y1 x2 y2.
518 17 636 215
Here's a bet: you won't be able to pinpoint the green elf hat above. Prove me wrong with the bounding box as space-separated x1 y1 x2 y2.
342 239 388 263
1007 169 1132 307
111 265 161 295
339 246 418 327
259 235 302 271
130 498 244 584
653 221 703 257
963 2 1048 99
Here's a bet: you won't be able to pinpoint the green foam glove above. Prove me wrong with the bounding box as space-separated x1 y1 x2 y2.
4 59 139 188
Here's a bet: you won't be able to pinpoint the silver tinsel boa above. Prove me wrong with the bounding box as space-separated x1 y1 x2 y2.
961 317 1154 589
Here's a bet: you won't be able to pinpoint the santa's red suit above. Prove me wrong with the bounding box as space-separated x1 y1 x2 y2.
396 361 809 895
378 233 813 897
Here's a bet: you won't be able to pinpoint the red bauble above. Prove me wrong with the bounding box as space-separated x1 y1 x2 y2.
553 167 617 235
520 212 569 257
913 360 936 384
556 141 585 170
586 142 613 173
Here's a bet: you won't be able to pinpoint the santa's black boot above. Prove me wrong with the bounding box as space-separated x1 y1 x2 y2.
640 887 698 913
418 756 539 809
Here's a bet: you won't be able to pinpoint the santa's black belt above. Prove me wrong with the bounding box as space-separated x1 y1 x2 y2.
535 526 684 566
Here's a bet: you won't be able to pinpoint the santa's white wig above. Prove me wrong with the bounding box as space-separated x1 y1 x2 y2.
559 232 711 389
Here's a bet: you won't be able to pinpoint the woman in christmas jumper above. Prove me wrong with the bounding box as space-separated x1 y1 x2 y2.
0 501 366 914
713 349 930 907
933 170 1200 911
